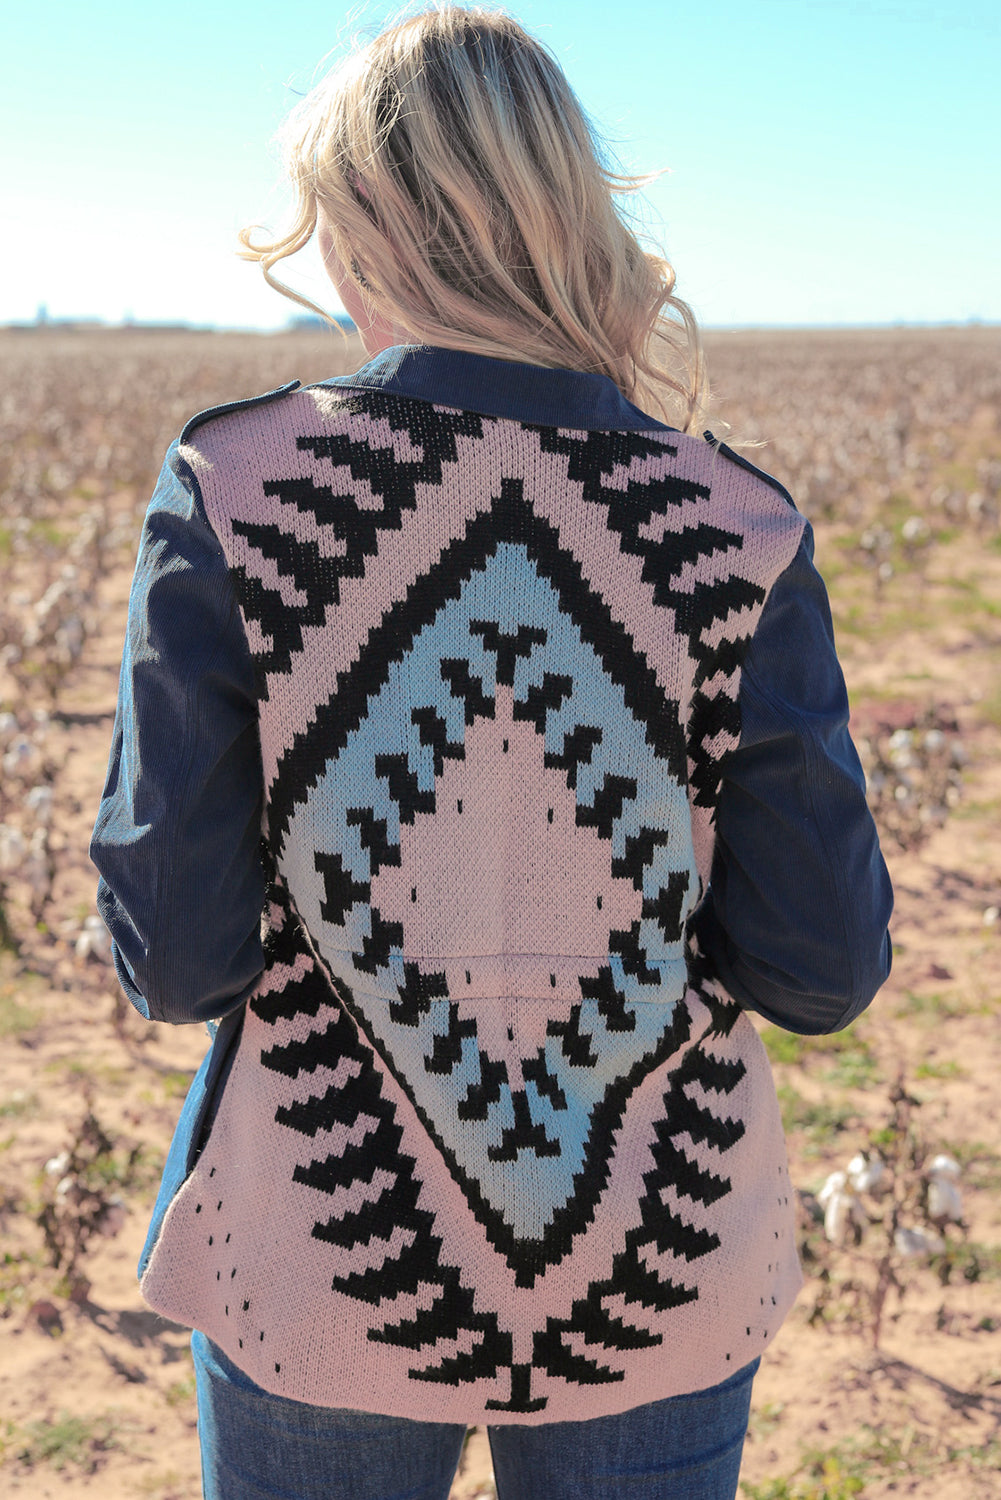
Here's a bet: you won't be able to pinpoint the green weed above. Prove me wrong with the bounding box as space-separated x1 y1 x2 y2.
742 1422 952 1499
977 687 1001 729
940 1142 1001 1192
0 1248 43 1314
44 1058 133 1091
0 970 43 1037
761 1026 878 1089
950 794 1001 819
747 1401 785 1440
776 1085 858 1154
13 1411 118 1473
0 993 40 1037
933 1241 1001 1285
161 1068 196 1100
26 520 70 549
134 1470 190 1498
0 1088 39 1119
895 989 966 1022
741 1467 862 1500
163 1374 197 1408
951 1438 1001 1469
913 1058 964 1080
822 1046 879 1091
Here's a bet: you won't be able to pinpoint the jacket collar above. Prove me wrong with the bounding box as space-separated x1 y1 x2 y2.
320 344 675 433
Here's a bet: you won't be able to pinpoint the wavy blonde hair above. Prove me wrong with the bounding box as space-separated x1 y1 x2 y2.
240 6 706 430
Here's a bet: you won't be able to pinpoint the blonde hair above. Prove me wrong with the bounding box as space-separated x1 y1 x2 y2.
240 6 707 431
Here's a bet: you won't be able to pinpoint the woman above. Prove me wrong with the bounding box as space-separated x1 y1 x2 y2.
92 9 892 1498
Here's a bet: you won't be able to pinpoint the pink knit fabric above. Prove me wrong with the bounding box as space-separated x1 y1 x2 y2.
141 385 805 1422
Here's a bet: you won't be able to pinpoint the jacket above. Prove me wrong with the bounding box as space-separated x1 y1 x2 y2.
91 345 892 1423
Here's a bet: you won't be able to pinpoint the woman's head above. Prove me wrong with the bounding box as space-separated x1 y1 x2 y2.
241 6 704 429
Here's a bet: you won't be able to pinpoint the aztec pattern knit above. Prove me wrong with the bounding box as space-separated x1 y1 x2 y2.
139 377 806 1423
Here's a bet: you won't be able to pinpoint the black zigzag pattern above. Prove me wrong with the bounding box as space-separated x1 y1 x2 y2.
230 395 483 694
532 1018 747 1384
252 891 517 1397
250 435 714 1298
329 962 692 1288
534 425 764 810
249 882 702 1398
231 515 336 694
268 474 689 852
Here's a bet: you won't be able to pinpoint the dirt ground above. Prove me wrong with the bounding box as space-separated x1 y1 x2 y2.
0 326 998 1498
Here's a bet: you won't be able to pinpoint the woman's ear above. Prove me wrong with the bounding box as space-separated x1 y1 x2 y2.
347 170 370 202
316 211 401 356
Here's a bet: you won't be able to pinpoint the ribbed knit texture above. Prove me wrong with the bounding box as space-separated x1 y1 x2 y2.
140 383 806 1423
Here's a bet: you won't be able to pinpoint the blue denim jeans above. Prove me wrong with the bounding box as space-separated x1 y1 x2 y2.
192 1333 758 1500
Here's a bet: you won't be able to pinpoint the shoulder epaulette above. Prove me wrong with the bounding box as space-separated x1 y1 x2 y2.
703 430 799 511
180 381 301 444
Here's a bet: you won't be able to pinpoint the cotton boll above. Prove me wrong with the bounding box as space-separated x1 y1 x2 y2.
894 1225 946 1258
846 1152 885 1194
927 1177 963 1222
901 516 929 543
22 828 51 904
55 615 85 660
96 1196 127 1237
25 785 54 826
817 1170 847 1207
817 1171 863 1243
76 915 112 962
926 1155 963 1224
0 824 27 873
3 737 42 778
823 1189 862 1244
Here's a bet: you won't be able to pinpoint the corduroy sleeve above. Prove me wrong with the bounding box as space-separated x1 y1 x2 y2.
90 443 266 1024
692 523 893 1034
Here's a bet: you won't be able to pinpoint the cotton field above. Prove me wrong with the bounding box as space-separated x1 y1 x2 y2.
0 325 998 1499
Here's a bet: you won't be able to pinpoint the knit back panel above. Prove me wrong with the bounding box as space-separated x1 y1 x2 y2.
140 386 806 1423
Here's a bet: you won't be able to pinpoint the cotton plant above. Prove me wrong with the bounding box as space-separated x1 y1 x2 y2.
816 1152 889 1246
0 713 57 935
854 715 966 852
0 791 55 923
798 1075 979 1347
37 1107 138 1295
18 568 90 699
816 1147 963 1250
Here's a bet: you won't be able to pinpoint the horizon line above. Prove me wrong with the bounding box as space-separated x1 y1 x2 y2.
3 316 998 335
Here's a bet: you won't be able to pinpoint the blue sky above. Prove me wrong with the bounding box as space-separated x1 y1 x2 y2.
3 0 997 328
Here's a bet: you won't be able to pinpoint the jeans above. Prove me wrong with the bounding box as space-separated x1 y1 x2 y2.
192 1332 758 1500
